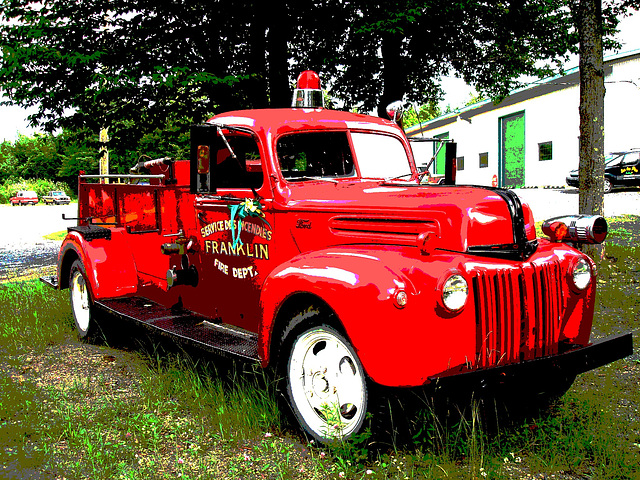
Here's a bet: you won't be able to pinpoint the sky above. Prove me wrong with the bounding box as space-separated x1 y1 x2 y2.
2 10 640 143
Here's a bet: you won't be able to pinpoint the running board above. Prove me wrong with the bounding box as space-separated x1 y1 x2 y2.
95 297 259 362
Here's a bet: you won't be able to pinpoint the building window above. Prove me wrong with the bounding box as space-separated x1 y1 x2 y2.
479 152 488 168
539 142 553 161
456 156 464 171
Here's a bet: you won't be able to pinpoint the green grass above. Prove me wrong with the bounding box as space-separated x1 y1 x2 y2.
0 280 71 353
42 230 68 241
1 217 639 478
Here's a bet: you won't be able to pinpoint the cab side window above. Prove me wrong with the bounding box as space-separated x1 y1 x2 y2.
216 135 263 189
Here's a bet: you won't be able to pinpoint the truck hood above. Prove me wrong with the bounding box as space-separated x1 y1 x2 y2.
278 181 537 256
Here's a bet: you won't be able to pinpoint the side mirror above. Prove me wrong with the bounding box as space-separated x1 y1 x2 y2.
386 101 404 123
190 124 218 194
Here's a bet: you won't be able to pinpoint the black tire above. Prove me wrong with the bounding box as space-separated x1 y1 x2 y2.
604 178 612 194
278 310 369 443
69 260 96 339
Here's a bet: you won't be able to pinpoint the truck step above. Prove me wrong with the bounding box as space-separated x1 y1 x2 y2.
95 297 259 361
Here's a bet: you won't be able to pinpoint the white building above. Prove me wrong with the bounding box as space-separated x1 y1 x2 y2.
406 50 640 188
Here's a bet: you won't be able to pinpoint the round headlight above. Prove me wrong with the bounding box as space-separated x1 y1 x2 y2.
442 274 468 311
571 258 592 290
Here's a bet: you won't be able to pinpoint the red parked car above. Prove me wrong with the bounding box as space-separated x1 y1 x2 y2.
10 190 39 205
42 71 632 443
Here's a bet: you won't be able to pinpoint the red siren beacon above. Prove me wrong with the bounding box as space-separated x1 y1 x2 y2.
292 70 324 108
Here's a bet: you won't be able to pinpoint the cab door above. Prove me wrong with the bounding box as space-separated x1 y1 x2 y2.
190 127 276 333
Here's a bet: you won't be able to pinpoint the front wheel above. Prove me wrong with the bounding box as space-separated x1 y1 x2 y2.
604 178 612 194
284 324 368 443
69 260 96 339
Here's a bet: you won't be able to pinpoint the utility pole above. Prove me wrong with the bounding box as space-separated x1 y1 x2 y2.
99 127 109 184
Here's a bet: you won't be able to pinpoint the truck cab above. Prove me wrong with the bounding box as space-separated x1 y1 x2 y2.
44 72 632 443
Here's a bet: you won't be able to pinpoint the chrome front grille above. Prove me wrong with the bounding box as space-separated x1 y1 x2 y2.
472 261 563 368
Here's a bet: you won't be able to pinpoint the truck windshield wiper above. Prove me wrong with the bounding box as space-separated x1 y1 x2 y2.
383 172 415 182
286 176 339 183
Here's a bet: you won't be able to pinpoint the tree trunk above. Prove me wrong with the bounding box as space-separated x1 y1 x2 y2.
266 0 291 108
247 2 269 109
377 32 405 118
573 0 606 260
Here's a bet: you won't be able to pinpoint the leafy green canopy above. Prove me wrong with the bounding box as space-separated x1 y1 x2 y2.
0 0 255 152
0 0 626 158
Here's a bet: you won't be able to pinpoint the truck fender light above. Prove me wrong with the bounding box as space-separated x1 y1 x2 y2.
394 290 408 308
541 215 607 244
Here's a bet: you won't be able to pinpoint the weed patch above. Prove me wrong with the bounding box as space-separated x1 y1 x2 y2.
0 280 72 354
1 210 639 480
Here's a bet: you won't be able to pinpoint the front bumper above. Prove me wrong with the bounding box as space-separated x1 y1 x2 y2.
429 332 633 390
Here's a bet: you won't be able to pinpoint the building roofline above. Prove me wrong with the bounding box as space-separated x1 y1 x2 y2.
406 48 640 137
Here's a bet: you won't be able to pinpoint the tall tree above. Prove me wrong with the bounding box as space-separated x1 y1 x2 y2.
571 0 606 222
567 0 639 259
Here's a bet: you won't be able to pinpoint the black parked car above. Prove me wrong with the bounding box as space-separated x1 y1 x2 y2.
566 149 640 193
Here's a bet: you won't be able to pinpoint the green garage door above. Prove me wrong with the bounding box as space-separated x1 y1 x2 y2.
500 112 525 188
434 132 449 175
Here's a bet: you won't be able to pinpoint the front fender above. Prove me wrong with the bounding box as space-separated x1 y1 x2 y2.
258 246 422 379
58 229 138 299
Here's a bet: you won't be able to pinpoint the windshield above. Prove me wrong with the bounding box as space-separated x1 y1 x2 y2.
276 132 355 180
351 132 412 179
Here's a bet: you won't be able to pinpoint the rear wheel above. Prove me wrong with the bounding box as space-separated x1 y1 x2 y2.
69 260 96 339
283 323 368 443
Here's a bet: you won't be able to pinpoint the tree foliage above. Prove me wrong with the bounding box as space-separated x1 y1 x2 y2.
0 135 58 182
402 101 444 129
1 2 586 133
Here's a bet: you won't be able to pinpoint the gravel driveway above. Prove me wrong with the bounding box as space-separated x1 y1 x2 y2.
0 203 76 279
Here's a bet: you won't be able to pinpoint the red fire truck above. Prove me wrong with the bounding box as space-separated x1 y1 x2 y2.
43 71 632 442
